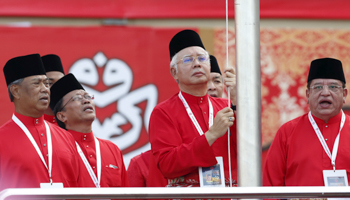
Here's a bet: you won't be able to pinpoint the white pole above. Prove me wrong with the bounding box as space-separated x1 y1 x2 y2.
234 0 262 187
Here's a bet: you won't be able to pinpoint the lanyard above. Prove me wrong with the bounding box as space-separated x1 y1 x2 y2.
308 111 345 170
178 91 213 135
12 114 53 184
76 137 101 188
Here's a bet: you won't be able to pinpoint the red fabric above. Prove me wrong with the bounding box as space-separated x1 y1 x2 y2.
0 0 350 19
69 130 129 187
0 112 89 190
0 26 185 156
148 152 168 187
127 150 151 187
263 111 350 186
44 114 58 125
148 91 237 187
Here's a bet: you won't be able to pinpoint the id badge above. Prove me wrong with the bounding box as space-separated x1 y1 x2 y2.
323 170 348 187
199 156 225 187
323 170 350 200
40 182 64 188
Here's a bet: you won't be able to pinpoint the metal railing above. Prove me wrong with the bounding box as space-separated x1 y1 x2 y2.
1 187 350 199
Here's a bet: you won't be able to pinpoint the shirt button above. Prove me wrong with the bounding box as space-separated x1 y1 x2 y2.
41 134 44 136
36 119 38 124
93 166 95 169
86 145 89 148
90 155 93 157
325 138 328 141
47 154 49 157
201 98 203 100
200 101 202 103
84 135 87 137
43 144 46 147
84 138 86 140
325 125 328 128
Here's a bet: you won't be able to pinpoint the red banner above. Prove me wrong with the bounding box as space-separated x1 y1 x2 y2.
0 0 350 19
0 26 188 166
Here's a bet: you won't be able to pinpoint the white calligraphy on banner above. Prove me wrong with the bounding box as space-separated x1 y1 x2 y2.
69 52 157 167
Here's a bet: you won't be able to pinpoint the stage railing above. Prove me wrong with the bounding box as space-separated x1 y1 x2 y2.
1 187 350 199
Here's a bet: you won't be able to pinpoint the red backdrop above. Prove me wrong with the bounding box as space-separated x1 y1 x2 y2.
0 26 187 166
0 0 349 19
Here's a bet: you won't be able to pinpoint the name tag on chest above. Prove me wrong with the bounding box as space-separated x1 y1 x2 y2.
199 157 225 187
323 170 348 187
40 182 64 188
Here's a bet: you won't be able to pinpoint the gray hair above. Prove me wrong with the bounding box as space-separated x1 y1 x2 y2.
52 98 67 130
170 53 178 73
8 78 24 102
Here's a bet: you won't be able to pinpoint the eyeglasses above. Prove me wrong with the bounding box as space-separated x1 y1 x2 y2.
177 55 209 65
309 85 343 93
59 93 94 112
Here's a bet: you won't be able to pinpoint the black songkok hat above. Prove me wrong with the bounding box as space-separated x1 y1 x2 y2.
50 73 84 110
210 55 221 75
3 54 46 86
41 54 65 74
307 58 346 83
169 29 205 60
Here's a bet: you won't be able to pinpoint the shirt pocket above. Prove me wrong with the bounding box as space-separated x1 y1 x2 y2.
103 163 122 187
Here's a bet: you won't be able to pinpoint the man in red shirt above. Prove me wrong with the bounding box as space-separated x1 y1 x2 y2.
208 55 224 98
50 73 129 188
148 29 237 187
128 54 237 187
208 55 236 109
41 54 65 125
263 58 350 186
127 150 151 187
0 54 86 190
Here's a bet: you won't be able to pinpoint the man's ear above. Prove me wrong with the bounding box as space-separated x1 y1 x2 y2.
10 84 21 100
56 112 67 123
170 67 178 83
343 88 348 104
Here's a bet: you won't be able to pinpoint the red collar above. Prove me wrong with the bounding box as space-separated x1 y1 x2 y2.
14 112 45 127
180 91 209 105
68 129 95 142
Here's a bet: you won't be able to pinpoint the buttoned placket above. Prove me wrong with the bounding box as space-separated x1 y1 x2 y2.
81 133 97 176
35 118 49 165
75 135 101 187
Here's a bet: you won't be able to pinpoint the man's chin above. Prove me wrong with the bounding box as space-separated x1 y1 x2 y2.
37 105 49 111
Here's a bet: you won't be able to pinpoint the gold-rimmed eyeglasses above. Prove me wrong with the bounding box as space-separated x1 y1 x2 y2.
177 55 209 65
59 93 94 112
309 85 343 93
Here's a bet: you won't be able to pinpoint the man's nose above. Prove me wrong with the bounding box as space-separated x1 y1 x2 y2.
320 86 331 95
207 81 215 90
82 97 91 104
192 57 202 68
41 83 49 93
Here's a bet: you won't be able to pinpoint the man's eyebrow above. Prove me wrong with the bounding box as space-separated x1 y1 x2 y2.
312 82 323 85
31 77 47 81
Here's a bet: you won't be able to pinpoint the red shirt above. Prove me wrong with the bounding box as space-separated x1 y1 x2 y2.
263 111 350 186
0 112 86 190
69 130 129 187
44 114 58 125
148 92 237 187
127 150 151 187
